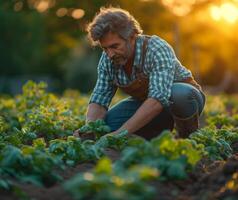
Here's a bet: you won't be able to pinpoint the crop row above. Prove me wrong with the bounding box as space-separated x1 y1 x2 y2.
0 81 238 199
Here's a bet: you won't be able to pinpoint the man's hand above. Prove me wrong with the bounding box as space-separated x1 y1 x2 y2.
73 129 95 140
73 129 81 137
102 131 117 138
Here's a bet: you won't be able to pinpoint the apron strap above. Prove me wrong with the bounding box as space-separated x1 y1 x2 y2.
136 35 151 77
141 35 150 68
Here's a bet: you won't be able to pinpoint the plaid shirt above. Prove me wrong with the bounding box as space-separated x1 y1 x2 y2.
89 34 192 109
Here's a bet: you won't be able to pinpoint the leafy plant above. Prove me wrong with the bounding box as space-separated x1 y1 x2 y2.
115 131 205 180
79 119 111 139
189 127 236 160
64 157 157 200
0 142 63 187
49 130 128 166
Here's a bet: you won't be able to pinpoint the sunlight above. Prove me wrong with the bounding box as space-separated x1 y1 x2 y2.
210 6 221 21
171 5 191 16
161 0 203 16
209 2 238 24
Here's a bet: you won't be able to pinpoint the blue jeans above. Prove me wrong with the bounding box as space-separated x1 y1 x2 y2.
105 83 206 139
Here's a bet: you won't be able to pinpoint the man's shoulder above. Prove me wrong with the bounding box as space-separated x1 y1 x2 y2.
100 51 110 62
147 35 172 51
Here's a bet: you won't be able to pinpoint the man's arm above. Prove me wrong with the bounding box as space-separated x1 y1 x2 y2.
87 53 116 122
86 103 107 123
73 103 107 137
115 98 163 134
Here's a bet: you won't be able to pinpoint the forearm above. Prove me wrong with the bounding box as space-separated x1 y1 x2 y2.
117 98 163 134
86 103 107 123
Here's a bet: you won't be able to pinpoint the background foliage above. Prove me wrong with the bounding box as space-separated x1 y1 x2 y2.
1 0 238 94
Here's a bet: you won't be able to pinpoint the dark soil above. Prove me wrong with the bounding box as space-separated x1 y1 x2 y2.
143 154 238 200
1 150 238 200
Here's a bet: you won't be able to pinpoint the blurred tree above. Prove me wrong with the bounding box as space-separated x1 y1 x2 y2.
62 38 100 93
0 0 238 93
0 0 113 93
118 0 238 91
0 1 46 75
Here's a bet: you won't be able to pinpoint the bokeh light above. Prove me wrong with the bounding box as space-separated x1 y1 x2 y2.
14 1 23 12
71 9 85 19
210 2 238 24
35 0 49 13
56 8 68 17
161 0 205 16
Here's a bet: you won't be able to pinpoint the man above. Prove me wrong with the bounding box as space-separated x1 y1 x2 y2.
75 7 205 139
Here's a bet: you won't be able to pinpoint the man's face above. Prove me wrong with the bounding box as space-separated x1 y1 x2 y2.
99 32 135 66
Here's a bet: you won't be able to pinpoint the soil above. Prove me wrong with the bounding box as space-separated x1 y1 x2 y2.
1 149 238 200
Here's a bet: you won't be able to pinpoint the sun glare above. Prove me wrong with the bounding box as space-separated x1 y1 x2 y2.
161 0 205 16
209 2 238 24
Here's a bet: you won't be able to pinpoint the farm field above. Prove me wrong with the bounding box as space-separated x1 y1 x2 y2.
1 81 238 200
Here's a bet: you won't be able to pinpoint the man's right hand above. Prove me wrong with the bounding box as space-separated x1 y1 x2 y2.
73 129 95 141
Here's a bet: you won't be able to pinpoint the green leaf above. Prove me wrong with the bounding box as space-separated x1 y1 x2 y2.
0 179 11 190
19 175 43 187
94 157 112 175
1 146 22 167
167 158 187 179
33 138 46 149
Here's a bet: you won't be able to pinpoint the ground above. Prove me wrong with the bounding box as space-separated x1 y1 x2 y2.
1 146 238 200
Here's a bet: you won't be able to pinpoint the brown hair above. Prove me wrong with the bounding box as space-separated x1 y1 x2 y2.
86 7 143 46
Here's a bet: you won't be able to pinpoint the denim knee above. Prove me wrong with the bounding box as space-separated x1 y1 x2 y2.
170 83 205 118
104 98 142 131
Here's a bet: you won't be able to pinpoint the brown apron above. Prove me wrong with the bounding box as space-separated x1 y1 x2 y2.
114 36 202 101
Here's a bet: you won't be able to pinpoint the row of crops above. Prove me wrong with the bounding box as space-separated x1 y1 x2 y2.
1 81 238 199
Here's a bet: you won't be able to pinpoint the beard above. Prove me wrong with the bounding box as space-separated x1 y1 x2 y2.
112 55 127 66
111 42 132 66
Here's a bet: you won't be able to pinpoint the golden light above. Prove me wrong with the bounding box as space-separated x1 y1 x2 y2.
221 3 238 23
210 6 221 21
161 0 199 16
35 0 49 13
71 9 85 19
209 2 238 24
171 5 191 16
56 8 68 17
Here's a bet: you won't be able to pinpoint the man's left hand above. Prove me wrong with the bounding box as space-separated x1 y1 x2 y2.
103 131 117 137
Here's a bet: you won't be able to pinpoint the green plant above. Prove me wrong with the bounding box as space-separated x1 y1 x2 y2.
79 119 111 139
189 127 236 160
64 157 157 200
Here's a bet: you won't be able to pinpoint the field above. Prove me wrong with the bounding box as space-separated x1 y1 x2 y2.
1 81 238 200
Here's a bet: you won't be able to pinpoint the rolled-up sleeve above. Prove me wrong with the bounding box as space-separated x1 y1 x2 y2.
89 54 117 109
148 44 175 107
